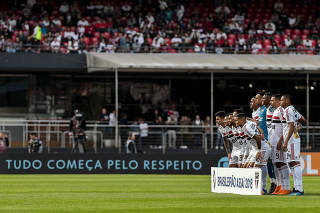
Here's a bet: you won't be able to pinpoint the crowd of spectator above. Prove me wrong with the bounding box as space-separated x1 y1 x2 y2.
1 0 320 54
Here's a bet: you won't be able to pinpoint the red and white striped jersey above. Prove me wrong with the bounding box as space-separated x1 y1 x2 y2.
270 106 284 146
283 105 302 143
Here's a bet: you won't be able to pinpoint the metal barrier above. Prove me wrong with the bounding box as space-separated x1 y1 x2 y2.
0 120 319 153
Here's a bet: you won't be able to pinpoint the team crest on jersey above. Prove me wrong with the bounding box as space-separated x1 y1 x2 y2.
255 171 260 189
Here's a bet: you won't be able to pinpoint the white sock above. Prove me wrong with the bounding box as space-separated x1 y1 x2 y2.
293 165 303 192
290 166 297 190
274 165 281 186
261 165 268 191
280 165 290 190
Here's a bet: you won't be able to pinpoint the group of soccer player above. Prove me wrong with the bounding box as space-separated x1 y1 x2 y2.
215 91 305 196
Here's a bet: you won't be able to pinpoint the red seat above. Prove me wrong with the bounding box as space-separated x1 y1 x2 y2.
147 38 153 46
302 29 310 35
83 37 90 46
60 48 67 54
165 38 171 47
284 29 292 35
306 50 314 55
228 34 236 41
91 37 99 46
102 32 110 39
94 32 100 38
188 48 195 53
263 39 271 47
293 29 301 35
274 34 282 41
301 35 308 40
227 39 234 46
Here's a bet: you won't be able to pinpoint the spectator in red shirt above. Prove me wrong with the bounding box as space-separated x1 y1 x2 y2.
95 18 107 32
85 23 95 37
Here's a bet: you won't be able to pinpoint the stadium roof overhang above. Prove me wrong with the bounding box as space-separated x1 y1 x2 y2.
86 53 320 74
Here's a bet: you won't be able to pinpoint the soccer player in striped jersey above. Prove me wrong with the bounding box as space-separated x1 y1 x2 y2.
226 113 244 168
281 94 306 196
269 94 291 195
235 113 269 194
262 91 277 193
233 109 246 168
215 111 231 164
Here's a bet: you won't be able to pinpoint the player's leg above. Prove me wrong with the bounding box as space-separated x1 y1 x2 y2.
255 149 269 194
271 145 283 194
277 143 295 195
229 150 238 168
288 142 304 195
267 158 277 193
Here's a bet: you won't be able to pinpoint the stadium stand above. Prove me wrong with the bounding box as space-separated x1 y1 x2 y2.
0 0 320 54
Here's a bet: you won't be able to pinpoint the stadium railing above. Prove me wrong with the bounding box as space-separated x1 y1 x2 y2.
2 44 319 55
0 120 319 153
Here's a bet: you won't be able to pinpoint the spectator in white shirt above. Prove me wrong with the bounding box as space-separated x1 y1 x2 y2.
146 13 155 25
104 2 114 15
284 35 293 49
152 34 164 50
176 4 185 21
274 0 284 13
27 0 36 8
288 14 297 28
133 33 144 45
138 118 148 152
303 37 313 49
109 110 116 126
233 12 244 24
229 20 242 33
77 17 88 27
52 17 62 26
50 38 60 53
59 1 69 14
215 3 230 15
159 0 168 10
8 16 16 29
252 40 262 54
42 17 50 28
215 29 227 40
171 34 182 49
215 44 224 54
98 38 107 52
64 28 76 41
121 2 132 13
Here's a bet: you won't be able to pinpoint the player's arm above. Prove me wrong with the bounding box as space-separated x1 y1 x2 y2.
277 135 283 150
298 115 306 124
283 122 294 151
257 127 265 141
253 134 262 150
223 137 231 159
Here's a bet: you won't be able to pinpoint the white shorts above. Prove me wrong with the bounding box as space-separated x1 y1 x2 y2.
271 145 285 163
255 147 271 166
284 142 300 163
229 149 242 165
247 150 257 163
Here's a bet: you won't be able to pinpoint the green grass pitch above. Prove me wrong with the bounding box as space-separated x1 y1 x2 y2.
0 175 319 213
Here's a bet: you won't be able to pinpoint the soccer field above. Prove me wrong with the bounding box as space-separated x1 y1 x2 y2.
0 175 319 213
